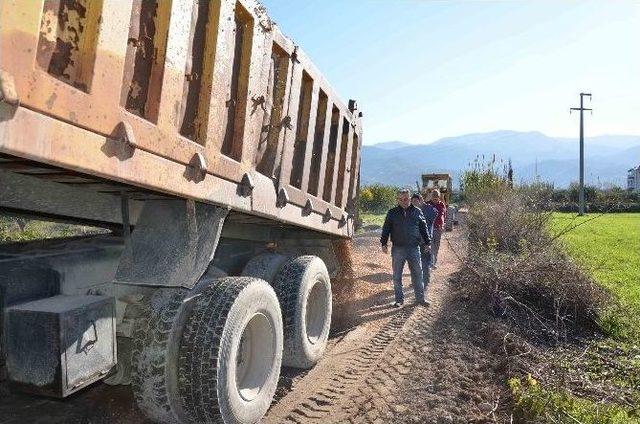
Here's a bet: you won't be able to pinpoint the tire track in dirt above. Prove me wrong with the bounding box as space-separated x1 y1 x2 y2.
322 283 447 424
263 305 417 423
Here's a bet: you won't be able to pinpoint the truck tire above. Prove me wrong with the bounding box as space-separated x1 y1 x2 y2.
131 288 187 423
273 255 332 369
178 277 283 424
130 270 227 424
241 252 288 284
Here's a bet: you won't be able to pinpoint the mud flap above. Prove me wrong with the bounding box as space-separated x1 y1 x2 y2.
114 199 228 288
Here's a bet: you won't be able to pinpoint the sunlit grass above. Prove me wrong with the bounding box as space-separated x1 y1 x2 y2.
512 213 640 421
550 213 640 340
359 212 386 229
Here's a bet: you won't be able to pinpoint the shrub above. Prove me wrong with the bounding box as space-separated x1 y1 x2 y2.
358 184 399 214
460 155 511 203
529 183 640 213
456 163 636 422
457 187 606 342
509 375 639 423
0 214 107 243
568 182 598 203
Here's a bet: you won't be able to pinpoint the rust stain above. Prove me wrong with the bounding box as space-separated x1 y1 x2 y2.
122 0 168 121
37 0 92 91
45 91 57 109
179 0 213 143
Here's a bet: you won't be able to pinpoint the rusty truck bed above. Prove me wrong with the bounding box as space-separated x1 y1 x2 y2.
0 0 362 237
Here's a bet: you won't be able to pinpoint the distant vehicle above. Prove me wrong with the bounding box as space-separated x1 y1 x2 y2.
420 173 456 231
420 173 453 204
0 1 362 423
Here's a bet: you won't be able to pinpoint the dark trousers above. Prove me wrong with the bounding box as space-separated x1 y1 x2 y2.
391 245 425 304
420 245 431 298
432 229 442 266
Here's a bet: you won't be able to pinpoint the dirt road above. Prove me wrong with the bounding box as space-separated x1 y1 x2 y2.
0 226 512 423
264 228 510 424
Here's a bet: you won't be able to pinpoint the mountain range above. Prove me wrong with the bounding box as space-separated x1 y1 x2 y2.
361 131 640 189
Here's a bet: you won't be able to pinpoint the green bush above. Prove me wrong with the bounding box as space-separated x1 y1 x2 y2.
568 182 599 203
532 183 640 212
359 184 399 214
509 375 639 423
0 215 107 243
460 156 511 203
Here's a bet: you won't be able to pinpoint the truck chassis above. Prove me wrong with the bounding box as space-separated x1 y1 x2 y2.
0 1 362 423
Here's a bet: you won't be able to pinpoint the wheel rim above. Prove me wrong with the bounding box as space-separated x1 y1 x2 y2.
235 312 274 401
305 279 329 345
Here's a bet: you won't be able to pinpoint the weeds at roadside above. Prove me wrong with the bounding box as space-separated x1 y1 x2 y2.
455 187 605 344
451 181 640 422
0 215 108 243
509 374 640 424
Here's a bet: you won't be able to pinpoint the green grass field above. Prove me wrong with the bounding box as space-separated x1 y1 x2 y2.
515 213 640 421
550 212 640 339
359 212 386 229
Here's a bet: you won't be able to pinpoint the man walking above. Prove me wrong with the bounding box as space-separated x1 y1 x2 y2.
411 193 437 293
381 189 431 307
426 189 447 269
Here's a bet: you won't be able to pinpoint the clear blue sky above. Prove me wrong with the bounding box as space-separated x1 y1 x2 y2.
260 0 640 145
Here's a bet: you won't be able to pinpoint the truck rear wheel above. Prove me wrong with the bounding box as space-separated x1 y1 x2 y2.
241 252 288 284
178 277 283 424
131 288 187 423
274 256 332 369
130 270 226 424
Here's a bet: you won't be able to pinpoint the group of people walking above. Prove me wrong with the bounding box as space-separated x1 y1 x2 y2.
380 189 447 307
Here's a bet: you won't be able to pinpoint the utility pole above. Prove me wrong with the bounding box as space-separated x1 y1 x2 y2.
570 93 592 216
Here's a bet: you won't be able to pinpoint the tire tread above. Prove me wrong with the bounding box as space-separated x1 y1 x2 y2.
178 277 255 424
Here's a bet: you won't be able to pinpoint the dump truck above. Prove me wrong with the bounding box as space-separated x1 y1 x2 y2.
0 1 362 423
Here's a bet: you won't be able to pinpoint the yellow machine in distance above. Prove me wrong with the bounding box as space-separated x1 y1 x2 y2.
420 173 452 204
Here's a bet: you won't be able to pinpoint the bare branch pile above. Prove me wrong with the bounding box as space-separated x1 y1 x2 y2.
455 188 606 344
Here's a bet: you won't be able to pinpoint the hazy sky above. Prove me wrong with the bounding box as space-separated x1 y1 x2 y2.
260 0 640 145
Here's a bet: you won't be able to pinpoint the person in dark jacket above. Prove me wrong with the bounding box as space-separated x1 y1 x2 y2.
412 192 437 236
381 189 431 307
411 193 437 292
